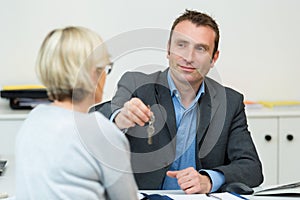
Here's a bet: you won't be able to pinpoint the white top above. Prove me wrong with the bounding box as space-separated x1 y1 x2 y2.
15 104 139 200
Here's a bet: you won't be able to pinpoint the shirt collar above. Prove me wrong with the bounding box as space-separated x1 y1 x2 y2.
167 70 205 103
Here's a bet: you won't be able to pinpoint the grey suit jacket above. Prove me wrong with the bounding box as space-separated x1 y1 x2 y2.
94 69 263 190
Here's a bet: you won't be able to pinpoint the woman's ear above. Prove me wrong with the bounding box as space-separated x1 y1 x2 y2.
94 72 106 103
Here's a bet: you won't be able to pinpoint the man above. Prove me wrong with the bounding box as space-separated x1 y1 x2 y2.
94 10 263 194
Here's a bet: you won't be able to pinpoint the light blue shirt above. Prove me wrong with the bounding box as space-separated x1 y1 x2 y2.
162 71 225 192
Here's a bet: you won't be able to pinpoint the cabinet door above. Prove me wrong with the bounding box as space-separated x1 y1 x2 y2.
279 117 300 184
0 120 24 155
247 117 278 186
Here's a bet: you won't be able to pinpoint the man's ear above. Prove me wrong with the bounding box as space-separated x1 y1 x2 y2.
210 50 219 67
166 40 170 59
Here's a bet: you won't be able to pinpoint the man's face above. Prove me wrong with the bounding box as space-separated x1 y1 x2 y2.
167 20 219 88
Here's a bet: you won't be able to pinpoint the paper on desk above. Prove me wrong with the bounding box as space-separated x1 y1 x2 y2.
139 192 244 200
254 181 300 196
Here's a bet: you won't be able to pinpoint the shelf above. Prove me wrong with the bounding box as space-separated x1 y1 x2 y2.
0 99 29 120
246 107 300 118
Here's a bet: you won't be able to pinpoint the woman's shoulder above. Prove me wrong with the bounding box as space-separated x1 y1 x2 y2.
92 112 125 138
76 112 129 150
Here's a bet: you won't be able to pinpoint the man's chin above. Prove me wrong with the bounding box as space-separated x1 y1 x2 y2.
179 74 202 85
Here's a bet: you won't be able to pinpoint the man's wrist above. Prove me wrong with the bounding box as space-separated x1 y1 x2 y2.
110 109 122 123
199 169 225 192
199 170 212 184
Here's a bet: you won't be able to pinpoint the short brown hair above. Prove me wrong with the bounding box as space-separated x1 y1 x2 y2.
169 9 220 56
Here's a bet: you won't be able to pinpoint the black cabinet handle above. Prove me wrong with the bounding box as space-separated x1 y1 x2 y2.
265 135 272 141
286 134 294 141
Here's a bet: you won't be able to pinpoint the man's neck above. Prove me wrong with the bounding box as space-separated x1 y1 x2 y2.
174 81 202 108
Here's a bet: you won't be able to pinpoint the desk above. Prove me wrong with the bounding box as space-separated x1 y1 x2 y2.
0 154 15 199
139 190 299 200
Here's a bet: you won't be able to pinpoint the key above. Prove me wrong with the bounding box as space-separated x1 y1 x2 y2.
147 125 154 144
147 106 155 145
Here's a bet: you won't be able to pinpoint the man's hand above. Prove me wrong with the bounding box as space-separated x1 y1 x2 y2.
114 98 151 130
166 167 212 194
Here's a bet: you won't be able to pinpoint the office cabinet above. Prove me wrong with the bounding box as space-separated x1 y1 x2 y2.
0 120 24 155
0 101 28 156
247 109 300 186
278 117 300 184
247 117 278 186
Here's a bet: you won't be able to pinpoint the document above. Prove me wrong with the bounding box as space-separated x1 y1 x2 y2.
254 181 300 196
167 192 245 199
139 191 246 200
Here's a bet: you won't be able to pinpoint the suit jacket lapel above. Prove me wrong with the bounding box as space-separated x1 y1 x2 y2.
154 70 177 140
196 78 221 149
197 78 228 162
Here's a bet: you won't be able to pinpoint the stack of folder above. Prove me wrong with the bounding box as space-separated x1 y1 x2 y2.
258 101 300 109
0 85 51 109
244 100 300 109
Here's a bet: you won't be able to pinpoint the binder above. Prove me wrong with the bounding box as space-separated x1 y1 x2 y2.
0 85 51 109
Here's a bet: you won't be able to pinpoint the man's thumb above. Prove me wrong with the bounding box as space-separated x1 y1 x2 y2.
166 170 178 178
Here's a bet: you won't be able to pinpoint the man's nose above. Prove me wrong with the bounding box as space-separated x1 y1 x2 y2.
183 47 194 63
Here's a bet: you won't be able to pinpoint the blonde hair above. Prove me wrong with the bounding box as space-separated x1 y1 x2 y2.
36 26 109 102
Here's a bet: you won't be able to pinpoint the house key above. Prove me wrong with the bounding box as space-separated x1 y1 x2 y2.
147 106 155 145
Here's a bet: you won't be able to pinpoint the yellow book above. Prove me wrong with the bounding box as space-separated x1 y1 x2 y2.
258 101 300 108
2 85 46 90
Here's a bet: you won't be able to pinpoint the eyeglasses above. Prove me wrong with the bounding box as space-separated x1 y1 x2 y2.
105 62 113 75
96 62 113 75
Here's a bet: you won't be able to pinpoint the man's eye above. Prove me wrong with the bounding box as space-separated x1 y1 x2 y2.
196 46 206 52
177 42 185 48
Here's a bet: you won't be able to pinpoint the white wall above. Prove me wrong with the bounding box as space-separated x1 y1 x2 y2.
1 0 300 102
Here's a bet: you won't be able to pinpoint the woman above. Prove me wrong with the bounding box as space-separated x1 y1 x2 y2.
15 27 139 200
